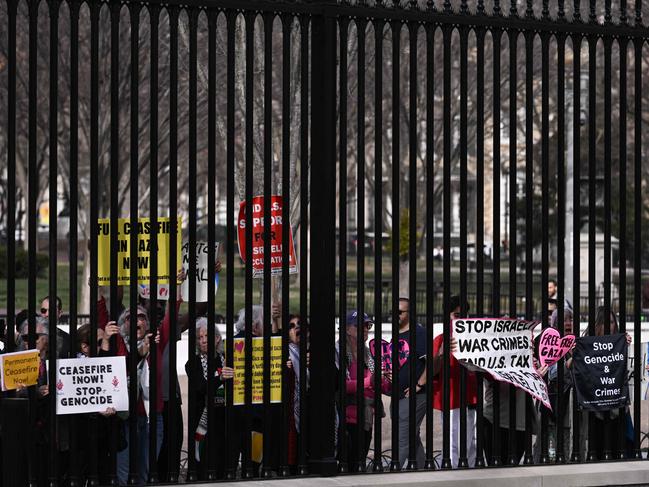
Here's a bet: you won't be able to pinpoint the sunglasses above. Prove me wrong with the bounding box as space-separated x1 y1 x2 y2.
289 321 301 329
397 309 408 315
40 308 49 315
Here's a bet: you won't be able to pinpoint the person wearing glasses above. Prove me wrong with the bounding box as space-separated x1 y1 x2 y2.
336 310 391 471
39 295 71 359
392 297 428 469
285 314 310 469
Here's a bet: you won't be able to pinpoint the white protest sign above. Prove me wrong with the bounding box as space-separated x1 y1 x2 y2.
627 341 649 402
181 241 220 303
452 318 551 410
137 241 220 303
55 356 128 415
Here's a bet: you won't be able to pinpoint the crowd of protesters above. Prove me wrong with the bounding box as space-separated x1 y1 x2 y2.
0 269 641 485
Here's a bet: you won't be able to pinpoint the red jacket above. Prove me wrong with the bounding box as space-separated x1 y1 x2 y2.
432 334 478 410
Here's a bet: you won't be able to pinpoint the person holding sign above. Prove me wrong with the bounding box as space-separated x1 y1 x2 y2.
573 307 633 460
432 296 478 468
185 318 234 480
335 311 391 471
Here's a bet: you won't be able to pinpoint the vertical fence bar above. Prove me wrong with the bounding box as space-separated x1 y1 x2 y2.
88 2 100 482
540 31 550 465
632 34 642 459
243 11 255 478
458 23 469 470
586 33 596 462
337 15 349 474
475 26 486 469
555 32 567 465
390 18 402 473
407 20 418 472
279 13 292 478
507 27 518 467
186 7 199 481
356 17 367 474
67 2 80 483
205 7 217 481
128 2 143 484
616 35 627 461
225 11 236 479
491 28 502 467
297 13 309 476
47 1 60 484
424 22 436 471
523 28 534 466
571 33 582 464
602 35 613 460
5 0 17 359
26 1 38 484
441 24 452 471
261 11 273 479
308 9 337 476
373 17 385 474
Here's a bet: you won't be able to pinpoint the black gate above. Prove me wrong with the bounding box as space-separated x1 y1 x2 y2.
1 0 648 485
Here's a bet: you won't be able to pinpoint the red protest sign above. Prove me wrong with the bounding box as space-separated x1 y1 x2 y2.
237 196 298 278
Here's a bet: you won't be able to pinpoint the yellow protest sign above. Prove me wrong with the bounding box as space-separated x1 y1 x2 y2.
231 336 282 406
1 350 40 391
97 217 182 285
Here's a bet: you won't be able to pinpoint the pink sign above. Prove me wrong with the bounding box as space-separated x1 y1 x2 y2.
538 328 575 367
369 338 410 371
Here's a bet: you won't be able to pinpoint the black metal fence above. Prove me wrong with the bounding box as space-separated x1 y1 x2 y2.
1 0 648 485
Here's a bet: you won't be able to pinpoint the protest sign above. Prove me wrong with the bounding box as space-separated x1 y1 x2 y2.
237 196 298 278
626 341 649 402
55 356 128 415
181 241 220 302
369 338 410 372
97 217 182 285
452 318 551 409
538 328 575 367
1 350 40 391
138 241 220 302
230 336 282 406
571 333 629 412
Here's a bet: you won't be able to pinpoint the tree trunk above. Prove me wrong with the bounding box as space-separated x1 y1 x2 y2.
398 258 409 298
79 243 91 314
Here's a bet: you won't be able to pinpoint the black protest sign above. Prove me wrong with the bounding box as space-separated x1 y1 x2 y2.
571 333 629 412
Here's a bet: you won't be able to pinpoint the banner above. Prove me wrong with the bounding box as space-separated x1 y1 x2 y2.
571 333 629 412
97 217 182 285
138 241 220 302
231 336 282 406
237 196 298 278
452 318 550 409
55 356 129 415
1 350 40 391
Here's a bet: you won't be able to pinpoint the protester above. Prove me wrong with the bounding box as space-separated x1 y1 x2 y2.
432 296 478 468
286 314 309 469
40 295 71 358
335 311 390 471
392 297 427 469
185 317 233 479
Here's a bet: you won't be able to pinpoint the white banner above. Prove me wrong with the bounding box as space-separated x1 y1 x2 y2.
452 318 551 410
55 356 129 415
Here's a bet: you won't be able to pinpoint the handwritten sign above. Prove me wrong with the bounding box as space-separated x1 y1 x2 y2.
452 318 551 410
538 328 575 367
1 350 40 391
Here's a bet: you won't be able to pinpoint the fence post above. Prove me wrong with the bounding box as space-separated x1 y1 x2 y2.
308 3 338 477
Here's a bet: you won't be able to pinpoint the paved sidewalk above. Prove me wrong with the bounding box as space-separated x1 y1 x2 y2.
205 461 649 487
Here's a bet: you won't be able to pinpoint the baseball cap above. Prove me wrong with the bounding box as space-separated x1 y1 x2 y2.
345 310 373 326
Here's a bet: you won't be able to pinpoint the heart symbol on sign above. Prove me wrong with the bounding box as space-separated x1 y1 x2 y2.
538 328 575 367
235 341 245 353
369 338 411 370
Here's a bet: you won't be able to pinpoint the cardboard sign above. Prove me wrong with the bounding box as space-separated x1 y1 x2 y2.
97 217 182 285
452 318 551 410
138 241 220 302
369 338 410 372
55 356 129 415
230 336 282 406
1 350 40 391
538 328 575 367
237 196 298 278
571 333 629 412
